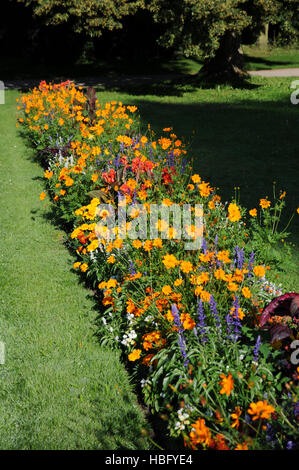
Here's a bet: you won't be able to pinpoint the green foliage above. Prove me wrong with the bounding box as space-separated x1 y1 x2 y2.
16 0 143 36
145 0 281 59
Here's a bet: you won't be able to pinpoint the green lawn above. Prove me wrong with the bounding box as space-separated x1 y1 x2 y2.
0 90 151 450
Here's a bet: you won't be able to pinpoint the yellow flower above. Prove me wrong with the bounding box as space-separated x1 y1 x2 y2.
174 278 183 287
180 260 193 274
253 265 266 277
162 254 179 269
73 262 81 269
249 208 257 217
80 263 88 272
107 255 116 264
191 174 201 183
242 286 251 298
228 202 241 222
260 198 271 209
162 285 172 296
39 191 46 200
128 349 142 362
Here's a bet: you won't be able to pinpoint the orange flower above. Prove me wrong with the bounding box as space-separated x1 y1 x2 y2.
189 418 211 448
249 208 257 217
128 349 142 362
260 198 271 209
39 191 46 200
228 202 241 222
242 286 251 298
253 265 266 277
180 260 193 274
247 400 275 421
162 285 172 296
219 373 234 396
231 406 242 428
180 313 196 330
162 254 179 269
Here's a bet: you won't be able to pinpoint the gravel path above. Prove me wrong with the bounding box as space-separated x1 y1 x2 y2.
249 68 299 77
2 68 299 90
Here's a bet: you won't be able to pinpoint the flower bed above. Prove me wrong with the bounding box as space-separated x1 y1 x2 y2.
17 81 299 450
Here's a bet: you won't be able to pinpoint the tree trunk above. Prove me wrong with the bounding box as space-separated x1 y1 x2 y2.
257 23 269 49
200 31 248 79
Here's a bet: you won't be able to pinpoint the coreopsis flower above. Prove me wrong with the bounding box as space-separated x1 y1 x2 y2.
80 263 88 272
189 418 211 448
162 285 172 296
73 262 81 269
219 373 234 396
242 286 251 298
253 265 266 277
260 198 271 209
44 170 53 179
40 191 46 200
180 260 193 274
228 202 241 222
249 208 257 217
234 443 248 450
191 174 201 184
180 313 196 330
128 349 142 362
247 400 275 421
162 254 179 269
231 406 242 428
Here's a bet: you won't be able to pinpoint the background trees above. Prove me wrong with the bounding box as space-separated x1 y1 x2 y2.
2 0 298 78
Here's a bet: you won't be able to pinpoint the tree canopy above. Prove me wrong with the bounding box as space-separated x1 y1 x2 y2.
16 0 143 36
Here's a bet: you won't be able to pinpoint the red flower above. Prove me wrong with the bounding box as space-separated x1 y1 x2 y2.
102 168 116 184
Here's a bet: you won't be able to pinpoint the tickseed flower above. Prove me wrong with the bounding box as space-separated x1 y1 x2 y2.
242 286 251 298
128 349 142 362
107 255 116 264
191 174 201 184
247 400 275 421
189 418 211 448
162 285 172 296
40 191 46 200
231 407 242 429
228 202 241 222
219 373 234 396
162 254 179 269
73 262 81 269
174 278 183 287
180 260 193 274
249 208 257 217
80 263 88 272
260 198 271 209
44 170 53 179
91 174 99 182
253 265 266 277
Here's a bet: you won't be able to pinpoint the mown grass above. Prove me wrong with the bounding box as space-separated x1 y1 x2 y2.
94 75 299 290
0 90 152 450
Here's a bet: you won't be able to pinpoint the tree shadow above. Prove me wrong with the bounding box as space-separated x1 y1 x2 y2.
244 54 298 70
